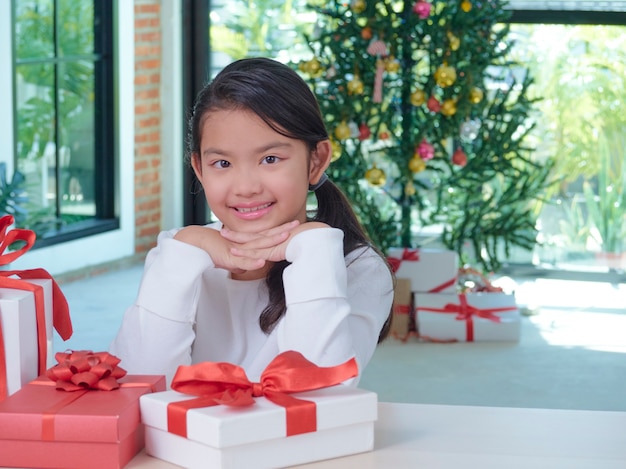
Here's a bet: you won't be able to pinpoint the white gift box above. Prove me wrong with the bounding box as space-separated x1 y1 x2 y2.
140 384 377 469
0 278 54 397
387 248 458 293
415 292 520 342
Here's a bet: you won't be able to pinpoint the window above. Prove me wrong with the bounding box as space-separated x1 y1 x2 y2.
11 0 116 247
502 2 626 279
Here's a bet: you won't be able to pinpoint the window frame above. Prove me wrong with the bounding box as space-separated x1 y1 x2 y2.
10 0 118 248
2 0 136 275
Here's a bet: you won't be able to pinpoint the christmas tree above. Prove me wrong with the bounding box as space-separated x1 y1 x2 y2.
295 0 554 272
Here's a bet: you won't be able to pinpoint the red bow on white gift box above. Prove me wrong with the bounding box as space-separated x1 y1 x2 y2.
0 215 73 400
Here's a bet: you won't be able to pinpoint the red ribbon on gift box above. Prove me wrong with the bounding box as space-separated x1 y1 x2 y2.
418 293 517 342
387 248 456 292
0 215 73 401
387 248 419 273
167 351 358 439
33 350 160 441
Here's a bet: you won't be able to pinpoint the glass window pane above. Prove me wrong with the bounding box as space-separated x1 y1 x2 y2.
15 62 56 222
58 0 94 57
14 0 55 60
510 23 626 272
58 60 95 219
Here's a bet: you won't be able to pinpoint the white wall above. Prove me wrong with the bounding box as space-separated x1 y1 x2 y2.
160 0 184 231
4 0 136 276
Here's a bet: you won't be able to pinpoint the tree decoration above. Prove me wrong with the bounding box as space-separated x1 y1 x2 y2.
334 121 351 140
410 89 426 106
447 31 461 51
416 139 435 160
351 0 366 14
367 39 389 103
434 63 457 88
413 1 432 19
347 75 364 95
441 98 458 116
409 156 427 173
358 123 372 140
296 0 555 272
469 87 484 104
452 147 468 166
365 164 386 186
427 96 441 113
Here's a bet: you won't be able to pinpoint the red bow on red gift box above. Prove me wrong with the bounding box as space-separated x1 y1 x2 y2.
0 215 73 400
167 351 358 438
46 350 127 392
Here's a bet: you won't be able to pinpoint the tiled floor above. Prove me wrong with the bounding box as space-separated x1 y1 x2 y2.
53 264 626 410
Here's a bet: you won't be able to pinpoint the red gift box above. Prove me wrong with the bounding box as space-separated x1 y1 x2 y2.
0 351 165 469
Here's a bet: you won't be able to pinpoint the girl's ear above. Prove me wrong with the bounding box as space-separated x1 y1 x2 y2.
190 152 203 179
309 139 332 186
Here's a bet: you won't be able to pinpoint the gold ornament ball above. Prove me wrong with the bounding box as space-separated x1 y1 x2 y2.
461 0 472 12
409 157 427 173
347 76 364 95
441 98 458 116
434 64 457 88
410 89 426 106
469 87 484 104
385 57 401 73
305 58 322 76
329 138 342 162
351 0 366 14
334 121 351 140
365 164 386 187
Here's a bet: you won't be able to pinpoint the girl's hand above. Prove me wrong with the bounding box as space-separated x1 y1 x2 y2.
173 221 301 274
223 221 330 263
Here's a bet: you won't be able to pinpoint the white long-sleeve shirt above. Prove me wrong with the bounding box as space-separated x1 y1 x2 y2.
109 224 393 385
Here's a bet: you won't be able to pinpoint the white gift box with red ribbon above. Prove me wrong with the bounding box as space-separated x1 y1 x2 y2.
387 247 458 293
140 352 377 469
414 292 521 342
0 279 54 398
141 385 377 469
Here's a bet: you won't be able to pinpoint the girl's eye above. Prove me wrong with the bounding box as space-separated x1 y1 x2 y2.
212 160 230 169
262 155 279 164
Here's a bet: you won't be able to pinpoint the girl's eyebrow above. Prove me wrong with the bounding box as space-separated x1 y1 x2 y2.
202 141 294 158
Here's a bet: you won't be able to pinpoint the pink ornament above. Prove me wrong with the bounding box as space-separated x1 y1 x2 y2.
413 1 432 19
427 96 441 113
417 139 435 160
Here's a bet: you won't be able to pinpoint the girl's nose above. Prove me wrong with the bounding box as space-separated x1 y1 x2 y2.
233 167 262 196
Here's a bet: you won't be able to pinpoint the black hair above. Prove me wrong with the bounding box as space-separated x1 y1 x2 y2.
187 57 392 342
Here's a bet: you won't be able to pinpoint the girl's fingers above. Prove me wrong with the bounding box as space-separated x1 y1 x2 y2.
220 220 298 246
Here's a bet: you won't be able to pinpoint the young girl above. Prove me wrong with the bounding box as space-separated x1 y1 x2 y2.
110 57 394 385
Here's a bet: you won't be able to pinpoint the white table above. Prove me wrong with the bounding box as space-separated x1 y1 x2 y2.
127 402 626 469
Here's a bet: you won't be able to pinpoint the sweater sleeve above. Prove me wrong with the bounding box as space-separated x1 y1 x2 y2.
278 228 393 383
109 228 215 384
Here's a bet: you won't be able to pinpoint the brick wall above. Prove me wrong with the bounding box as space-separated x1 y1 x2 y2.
134 0 163 255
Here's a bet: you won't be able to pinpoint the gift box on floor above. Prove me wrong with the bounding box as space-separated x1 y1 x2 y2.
390 278 414 341
0 279 55 398
0 351 166 469
0 215 73 400
387 247 458 293
415 292 521 342
141 351 378 469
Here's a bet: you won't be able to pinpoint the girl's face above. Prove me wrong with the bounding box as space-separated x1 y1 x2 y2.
192 108 329 233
